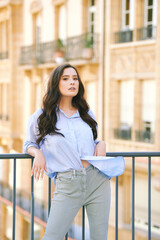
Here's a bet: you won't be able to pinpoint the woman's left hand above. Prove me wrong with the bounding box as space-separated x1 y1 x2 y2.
94 141 106 156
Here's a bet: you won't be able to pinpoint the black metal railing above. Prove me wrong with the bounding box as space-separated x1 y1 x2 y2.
65 32 99 61
0 181 48 222
19 45 34 65
0 114 9 121
137 26 156 41
115 30 133 43
19 33 99 65
135 130 154 143
38 41 62 64
0 51 8 60
114 128 132 140
0 152 160 240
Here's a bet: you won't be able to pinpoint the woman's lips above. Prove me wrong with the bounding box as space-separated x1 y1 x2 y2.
68 87 76 90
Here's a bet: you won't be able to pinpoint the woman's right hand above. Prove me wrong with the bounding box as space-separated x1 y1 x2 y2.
28 147 47 181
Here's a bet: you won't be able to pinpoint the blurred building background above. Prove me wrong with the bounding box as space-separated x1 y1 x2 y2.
0 0 160 239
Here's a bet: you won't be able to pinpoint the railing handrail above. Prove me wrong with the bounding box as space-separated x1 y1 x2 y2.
1 151 160 159
0 152 160 240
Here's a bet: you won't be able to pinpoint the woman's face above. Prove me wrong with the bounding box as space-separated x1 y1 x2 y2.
58 67 79 98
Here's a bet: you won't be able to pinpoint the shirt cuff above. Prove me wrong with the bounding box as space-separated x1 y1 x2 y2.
23 141 40 154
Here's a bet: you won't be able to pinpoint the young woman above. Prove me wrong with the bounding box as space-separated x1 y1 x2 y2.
23 63 111 240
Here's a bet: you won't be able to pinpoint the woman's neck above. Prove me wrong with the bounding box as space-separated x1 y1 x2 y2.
58 97 75 110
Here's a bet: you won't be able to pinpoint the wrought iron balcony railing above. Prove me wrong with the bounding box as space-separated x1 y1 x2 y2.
38 40 64 64
137 26 156 41
19 45 34 65
114 30 133 43
0 114 9 121
114 128 132 140
65 32 99 61
0 51 8 60
0 152 159 240
19 33 99 65
135 130 154 143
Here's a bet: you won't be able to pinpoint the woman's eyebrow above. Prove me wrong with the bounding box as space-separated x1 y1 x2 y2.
62 75 78 77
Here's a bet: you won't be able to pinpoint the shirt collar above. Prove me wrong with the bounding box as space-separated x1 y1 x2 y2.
56 105 80 119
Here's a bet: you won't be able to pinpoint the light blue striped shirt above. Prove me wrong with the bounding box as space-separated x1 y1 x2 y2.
23 107 125 179
23 107 98 177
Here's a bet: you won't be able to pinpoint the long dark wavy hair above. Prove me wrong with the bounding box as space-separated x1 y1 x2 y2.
36 63 97 144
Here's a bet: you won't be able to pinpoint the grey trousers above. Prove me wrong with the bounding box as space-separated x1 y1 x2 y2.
43 164 111 240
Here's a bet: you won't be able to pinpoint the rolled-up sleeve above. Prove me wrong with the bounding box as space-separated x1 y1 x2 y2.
23 110 42 153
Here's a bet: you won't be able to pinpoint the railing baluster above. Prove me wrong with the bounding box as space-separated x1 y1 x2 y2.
82 205 85 240
0 152 158 240
115 176 118 240
65 232 68 240
48 178 51 215
12 158 16 240
31 158 34 240
148 156 151 240
132 156 135 240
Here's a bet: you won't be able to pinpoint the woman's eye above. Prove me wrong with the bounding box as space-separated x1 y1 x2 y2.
73 78 78 81
63 78 68 80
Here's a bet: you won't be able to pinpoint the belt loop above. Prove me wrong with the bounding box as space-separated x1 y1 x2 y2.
73 170 76 176
83 168 86 175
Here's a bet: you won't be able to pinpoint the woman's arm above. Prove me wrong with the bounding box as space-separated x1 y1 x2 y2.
28 146 47 181
23 109 47 181
94 141 106 156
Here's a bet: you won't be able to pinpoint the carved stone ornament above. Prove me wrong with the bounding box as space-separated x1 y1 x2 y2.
30 0 42 14
0 0 22 8
136 52 155 73
52 0 66 5
114 54 133 73
0 9 10 21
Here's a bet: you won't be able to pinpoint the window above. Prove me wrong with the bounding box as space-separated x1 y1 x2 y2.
144 0 157 27
120 80 134 127
143 0 157 38
58 4 66 40
33 14 42 61
35 82 42 110
0 83 9 121
121 0 134 30
0 21 9 59
88 0 96 34
114 80 134 140
86 81 97 115
142 80 155 136
117 0 134 43
115 80 134 140
35 14 41 45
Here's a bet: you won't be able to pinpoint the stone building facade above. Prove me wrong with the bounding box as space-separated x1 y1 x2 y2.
0 0 160 239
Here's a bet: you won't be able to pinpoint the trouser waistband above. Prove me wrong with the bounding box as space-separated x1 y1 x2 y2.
57 164 94 177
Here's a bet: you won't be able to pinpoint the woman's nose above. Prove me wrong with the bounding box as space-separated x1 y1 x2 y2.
70 79 75 85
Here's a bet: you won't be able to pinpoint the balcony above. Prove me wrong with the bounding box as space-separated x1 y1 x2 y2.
114 26 157 44
19 45 34 65
137 26 156 41
114 128 155 144
0 152 160 240
0 114 9 121
135 130 154 144
0 51 8 60
114 127 132 140
19 33 99 65
114 30 133 43
65 33 99 61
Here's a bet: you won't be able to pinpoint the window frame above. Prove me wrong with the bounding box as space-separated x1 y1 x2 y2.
88 0 96 34
144 0 157 27
121 0 134 30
